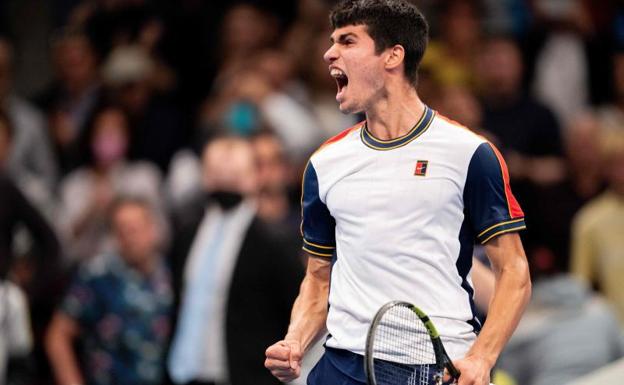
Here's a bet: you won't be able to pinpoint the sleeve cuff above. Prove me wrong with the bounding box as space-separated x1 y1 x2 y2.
477 218 526 244
302 238 335 258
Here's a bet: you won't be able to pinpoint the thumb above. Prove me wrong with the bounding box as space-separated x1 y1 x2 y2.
287 341 302 369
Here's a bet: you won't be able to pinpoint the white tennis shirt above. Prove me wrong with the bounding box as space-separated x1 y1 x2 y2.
300 106 526 359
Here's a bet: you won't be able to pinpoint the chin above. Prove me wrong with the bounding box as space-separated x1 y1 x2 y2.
338 101 362 115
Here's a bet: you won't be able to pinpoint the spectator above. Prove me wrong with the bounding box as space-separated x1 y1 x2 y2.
571 129 624 325
523 112 606 274
46 197 173 385
58 105 164 264
565 113 606 201
477 35 569 269
199 49 323 163
251 130 301 257
420 0 482 90
35 29 102 175
0 107 61 299
477 35 566 185
102 44 186 172
434 85 490 139
167 136 302 385
213 3 279 84
529 0 592 124
0 37 57 208
0 110 61 385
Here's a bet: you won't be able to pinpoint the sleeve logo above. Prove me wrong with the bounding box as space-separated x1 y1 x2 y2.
414 160 428 176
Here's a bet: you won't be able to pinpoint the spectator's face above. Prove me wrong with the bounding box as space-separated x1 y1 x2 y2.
53 36 97 92
0 119 10 168
437 86 482 129
477 39 523 97
253 134 289 193
256 50 295 90
324 24 387 113
202 138 258 197
565 114 600 166
91 109 129 167
112 203 158 268
442 1 480 48
222 4 276 54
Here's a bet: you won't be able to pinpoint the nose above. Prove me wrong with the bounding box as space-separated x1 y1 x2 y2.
323 43 338 64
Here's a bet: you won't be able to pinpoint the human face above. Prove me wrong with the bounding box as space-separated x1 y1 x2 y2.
324 24 387 113
91 109 129 167
112 203 158 271
202 139 258 197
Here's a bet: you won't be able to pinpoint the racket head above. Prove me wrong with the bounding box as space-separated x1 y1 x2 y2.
364 301 460 385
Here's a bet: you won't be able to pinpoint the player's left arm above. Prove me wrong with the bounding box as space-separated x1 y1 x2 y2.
454 232 531 385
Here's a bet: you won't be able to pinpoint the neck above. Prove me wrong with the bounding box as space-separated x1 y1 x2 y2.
365 83 425 141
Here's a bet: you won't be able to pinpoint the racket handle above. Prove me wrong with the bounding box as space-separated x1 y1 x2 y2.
446 362 461 380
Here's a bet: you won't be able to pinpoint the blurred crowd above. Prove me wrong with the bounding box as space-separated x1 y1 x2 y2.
0 0 624 384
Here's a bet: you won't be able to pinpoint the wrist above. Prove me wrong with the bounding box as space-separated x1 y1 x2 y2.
465 350 497 369
284 331 302 344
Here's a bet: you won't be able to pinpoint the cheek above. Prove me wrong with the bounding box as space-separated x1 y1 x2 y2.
352 59 384 90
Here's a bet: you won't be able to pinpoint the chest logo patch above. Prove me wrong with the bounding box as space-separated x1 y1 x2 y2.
414 160 428 176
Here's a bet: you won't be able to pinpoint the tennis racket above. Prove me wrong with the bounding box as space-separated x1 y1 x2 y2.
365 301 461 385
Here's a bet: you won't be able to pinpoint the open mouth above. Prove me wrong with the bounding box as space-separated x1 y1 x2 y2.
330 68 349 100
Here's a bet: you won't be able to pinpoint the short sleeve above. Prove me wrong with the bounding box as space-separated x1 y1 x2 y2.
59 267 99 326
464 142 526 244
300 161 336 259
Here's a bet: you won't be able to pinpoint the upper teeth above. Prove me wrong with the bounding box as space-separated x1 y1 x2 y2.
330 68 345 77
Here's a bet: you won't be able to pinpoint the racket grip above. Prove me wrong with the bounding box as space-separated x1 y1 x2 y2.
446 362 461 380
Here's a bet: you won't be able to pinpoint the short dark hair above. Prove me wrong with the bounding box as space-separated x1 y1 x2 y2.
329 0 429 85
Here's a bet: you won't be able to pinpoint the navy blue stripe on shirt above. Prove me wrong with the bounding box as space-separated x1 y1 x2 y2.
463 142 526 244
456 219 481 334
301 161 336 258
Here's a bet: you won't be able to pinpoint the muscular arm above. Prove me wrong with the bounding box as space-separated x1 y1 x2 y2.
455 233 531 385
45 312 85 385
286 256 331 351
265 255 331 381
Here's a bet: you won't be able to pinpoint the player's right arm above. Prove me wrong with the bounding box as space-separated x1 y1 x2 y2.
266 159 335 381
265 255 331 382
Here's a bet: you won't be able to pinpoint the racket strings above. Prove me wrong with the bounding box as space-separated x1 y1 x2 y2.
372 305 439 385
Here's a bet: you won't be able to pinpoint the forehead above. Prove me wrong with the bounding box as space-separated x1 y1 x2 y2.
113 203 151 223
330 24 371 42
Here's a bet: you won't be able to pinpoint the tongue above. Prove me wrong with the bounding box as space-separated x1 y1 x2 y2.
336 83 347 101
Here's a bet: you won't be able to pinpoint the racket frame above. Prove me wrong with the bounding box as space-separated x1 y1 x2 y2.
364 301 461 385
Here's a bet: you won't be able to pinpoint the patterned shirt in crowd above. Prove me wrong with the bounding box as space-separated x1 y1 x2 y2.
61 253 173 385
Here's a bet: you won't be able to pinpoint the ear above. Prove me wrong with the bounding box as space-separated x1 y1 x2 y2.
384 45 405 71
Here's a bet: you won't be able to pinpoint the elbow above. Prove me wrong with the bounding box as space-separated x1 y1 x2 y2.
500 255 532 307
517 257 532 307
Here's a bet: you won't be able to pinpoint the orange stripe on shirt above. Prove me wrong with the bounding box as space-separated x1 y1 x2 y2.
488 143 524 219
321 121 364 147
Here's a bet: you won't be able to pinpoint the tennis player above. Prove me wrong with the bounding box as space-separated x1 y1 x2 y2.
265 1 531 384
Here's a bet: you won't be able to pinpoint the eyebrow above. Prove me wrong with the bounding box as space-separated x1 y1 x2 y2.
330 32 357 44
